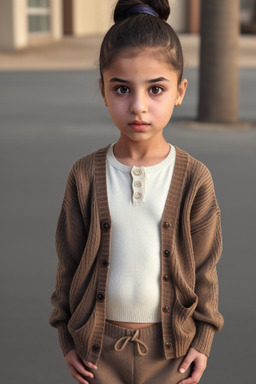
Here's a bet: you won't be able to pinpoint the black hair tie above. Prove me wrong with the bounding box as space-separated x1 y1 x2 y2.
127 4 158 17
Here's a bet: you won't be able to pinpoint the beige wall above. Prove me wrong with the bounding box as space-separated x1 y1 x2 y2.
0 0 14 51
72 0 116 36
169 0 187 33
13 0 28 49
0 0 27 51
51 0 63 40
72 0 186 36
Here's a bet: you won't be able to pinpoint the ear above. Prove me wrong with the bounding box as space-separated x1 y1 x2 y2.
98 79 108 107
176 78 188 106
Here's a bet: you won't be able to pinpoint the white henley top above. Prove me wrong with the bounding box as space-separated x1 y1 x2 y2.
106 143 176 322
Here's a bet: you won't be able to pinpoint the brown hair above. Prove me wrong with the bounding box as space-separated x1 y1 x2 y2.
99 0 184 83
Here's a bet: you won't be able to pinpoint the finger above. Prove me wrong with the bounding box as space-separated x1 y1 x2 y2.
69 366 90 384
178 366 203 384
178 378 198 384
179 353 194 374
82 359 98 370
70 359 95 379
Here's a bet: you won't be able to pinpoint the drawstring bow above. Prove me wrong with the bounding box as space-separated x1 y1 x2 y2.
114 329 149 356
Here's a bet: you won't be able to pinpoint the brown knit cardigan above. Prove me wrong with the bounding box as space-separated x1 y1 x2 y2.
50 145 224 364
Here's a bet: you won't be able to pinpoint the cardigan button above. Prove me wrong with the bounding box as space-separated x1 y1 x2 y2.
101 221 110 231
165 341 172 349
92 344 100 352
164 250 170 257
163 305 170 313
97 293 105 302
163 222 170 229
163 274 170 281
102 259 109 267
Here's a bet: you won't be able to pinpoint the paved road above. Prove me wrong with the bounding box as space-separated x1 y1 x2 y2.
1 69 256 383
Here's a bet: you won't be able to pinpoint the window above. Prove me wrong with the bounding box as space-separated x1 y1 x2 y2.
28 0 51 34
28 0 50 7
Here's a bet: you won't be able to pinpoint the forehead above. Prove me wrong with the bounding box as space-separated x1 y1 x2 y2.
103 47 177 79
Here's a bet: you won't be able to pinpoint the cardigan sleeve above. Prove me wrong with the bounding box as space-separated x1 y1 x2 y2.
49 168 87 356
190 166 224 356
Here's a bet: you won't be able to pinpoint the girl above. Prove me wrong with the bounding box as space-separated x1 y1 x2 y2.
50 1 224 383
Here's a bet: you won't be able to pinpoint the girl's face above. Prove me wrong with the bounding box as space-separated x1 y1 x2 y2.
100 48 187 144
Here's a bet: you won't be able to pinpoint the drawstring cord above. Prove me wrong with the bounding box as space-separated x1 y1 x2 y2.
114 329 149 356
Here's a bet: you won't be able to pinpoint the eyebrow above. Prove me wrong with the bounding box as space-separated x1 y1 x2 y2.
109 77 170 84
147 77 170 83
110 77 129 84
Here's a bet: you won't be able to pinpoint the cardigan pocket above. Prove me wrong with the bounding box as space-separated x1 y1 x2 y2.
69 310 94 336
68 311 96 359
174 293 198 335
68 286 96 332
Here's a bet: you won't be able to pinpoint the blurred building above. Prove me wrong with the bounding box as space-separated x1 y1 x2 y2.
0 0 62 51
0 0 255 51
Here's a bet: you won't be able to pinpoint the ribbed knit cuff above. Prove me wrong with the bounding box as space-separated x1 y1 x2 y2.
191 323 215 357
57 322 75 356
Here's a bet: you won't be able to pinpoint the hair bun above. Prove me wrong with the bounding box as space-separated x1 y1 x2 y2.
114 0 170 23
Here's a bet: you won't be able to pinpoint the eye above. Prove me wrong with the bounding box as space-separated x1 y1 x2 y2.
149 86 163 95
116 86 130 94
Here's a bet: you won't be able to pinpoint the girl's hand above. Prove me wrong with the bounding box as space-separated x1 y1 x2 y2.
178 347 207 384
64 349 97 384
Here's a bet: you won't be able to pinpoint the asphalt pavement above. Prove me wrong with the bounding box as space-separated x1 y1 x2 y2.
0 35 256 384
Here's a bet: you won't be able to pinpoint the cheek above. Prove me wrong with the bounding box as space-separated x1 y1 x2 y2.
107 103 127 125
157 102 175 125
108 99 127 115
153 98 175 116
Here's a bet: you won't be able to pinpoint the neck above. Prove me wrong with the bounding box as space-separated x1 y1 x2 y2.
114 135 170 167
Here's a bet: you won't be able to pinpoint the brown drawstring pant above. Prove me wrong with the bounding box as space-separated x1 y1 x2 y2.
91 321 191 384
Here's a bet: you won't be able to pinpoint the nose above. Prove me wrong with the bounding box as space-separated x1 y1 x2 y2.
130 91 148 115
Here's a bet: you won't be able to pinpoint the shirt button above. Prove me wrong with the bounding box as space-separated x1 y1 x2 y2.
163 305 170 313
165 341 172 349
92 344 100 352
97 293 105 302
163 274 170 281
164 250 170 257
134 192 142 199
134 181 142 187
133 169 142 176
102 259 109 267
101 221 110 231
163 222 170 229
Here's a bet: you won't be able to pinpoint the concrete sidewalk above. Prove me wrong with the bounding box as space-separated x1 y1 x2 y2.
0 34 255 71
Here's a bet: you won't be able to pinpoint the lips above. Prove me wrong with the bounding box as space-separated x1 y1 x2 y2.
129 120 150 131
